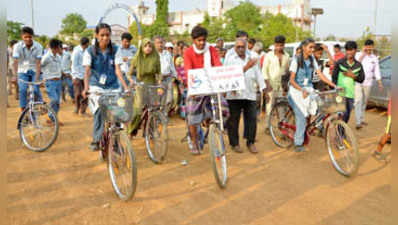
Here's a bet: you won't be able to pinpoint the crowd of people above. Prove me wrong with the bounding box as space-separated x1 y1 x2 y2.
6 23 390 158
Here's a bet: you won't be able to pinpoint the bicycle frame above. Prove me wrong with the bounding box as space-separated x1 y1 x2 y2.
17 80 44 130
279 112 335 146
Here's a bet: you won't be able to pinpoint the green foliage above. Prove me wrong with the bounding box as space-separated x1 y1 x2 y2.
36 35 50 48
324 34 337 41
7 20 23 41
201 2 311 48
150 0 169 38
258 13 311 48
223 2 263 39
357 27 375 49
79 29 94 39
60 13 87 35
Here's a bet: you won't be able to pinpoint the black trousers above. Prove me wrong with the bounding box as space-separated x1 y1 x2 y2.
227 99 257 147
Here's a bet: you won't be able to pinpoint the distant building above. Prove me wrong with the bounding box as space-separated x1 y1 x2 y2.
128 0 313 34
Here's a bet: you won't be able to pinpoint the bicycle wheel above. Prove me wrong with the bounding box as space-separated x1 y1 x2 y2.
268 102 295 148
145 112 168 164
326 120 359 176
209 124 228 189
108 131 137 201
18 103 59 152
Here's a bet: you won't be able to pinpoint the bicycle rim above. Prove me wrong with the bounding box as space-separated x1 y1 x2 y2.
326 120 359 176
209 124 228 189
108 131 137 201
145 112 168 164
269 102 294 148
19 103 59 152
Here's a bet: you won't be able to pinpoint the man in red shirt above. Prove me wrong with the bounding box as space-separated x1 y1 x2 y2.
184 25 223 154
329 44 345 74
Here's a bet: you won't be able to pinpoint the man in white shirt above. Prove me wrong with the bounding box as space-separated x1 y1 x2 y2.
154 36 178 111
61 43 75 103
12 26 43 111
41 39 64 126
115 32 137 91
262 35 290 131
355 39 383 130
71 37 90 115
225 38 266 154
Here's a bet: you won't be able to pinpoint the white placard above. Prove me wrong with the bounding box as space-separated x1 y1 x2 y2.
187 65 245 96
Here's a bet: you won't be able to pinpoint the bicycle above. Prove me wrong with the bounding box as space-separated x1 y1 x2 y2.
93 90 137 201
183 94 228 189
162 76 181 116
131 82 169 164
268 89 359 176
17 79 59 152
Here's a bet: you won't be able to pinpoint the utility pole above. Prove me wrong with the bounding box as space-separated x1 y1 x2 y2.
30 0 34 29
374 0 378 33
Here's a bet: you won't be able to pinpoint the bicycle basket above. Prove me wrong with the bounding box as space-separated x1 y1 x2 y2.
146 86 166 108
99 94 133 123
316 89 346 114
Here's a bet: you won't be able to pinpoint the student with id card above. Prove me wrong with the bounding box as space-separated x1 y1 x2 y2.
12 26 44 111
81 23 130 151
288 38 336 153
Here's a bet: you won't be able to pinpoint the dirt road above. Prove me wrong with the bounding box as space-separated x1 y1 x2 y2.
6 96 391 225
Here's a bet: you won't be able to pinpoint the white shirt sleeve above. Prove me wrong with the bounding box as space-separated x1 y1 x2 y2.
374 57 382 81
41 52 50 67
82 50 92 67
12 43 21 59
35 44 43 59
115 48 123 65
256 66 266 91
313 58 319 71
289 58 298 73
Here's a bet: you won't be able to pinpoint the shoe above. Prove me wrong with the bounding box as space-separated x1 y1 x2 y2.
90 142 100 151
58 121 64 127
247 144 258 154
294 145 305 152
356 125 363 130
265 128 271 135
361 122 368 126
231 145 243 153
73 109 79 114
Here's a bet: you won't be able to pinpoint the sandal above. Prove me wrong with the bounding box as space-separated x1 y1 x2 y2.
190 147 200 155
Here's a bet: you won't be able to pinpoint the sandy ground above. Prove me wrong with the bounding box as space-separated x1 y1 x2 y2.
6 93 391 225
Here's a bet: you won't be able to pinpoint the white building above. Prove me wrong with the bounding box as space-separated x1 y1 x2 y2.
128 0 313 35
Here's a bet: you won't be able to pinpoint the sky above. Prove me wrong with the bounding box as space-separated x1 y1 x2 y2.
6 0 395 38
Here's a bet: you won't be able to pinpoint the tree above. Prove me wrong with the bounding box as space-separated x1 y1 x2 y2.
36 35 50 48
60 13 87 36
79 29 94 39
201 13 229 43
148 0 169 38
257 13 311 48
325 34 337 41
7 20 23 41
223 2 263 40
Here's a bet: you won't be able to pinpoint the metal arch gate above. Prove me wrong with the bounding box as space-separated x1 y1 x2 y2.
99 2 143 36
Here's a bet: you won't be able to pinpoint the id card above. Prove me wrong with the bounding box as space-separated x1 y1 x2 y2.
99 74 107 85
23 60 29 66
303 78 309 86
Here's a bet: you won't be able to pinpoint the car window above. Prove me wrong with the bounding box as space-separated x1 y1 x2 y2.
380 57 391 79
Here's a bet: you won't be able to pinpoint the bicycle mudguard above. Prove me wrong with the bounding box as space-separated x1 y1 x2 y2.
17 108 30 130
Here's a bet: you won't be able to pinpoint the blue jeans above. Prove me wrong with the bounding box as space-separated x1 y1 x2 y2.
288 95 307 146
45 79 62 114
93 107 105 143
18 70 43 108
117 73 130 92
62 75 75 99
343 97 354 123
